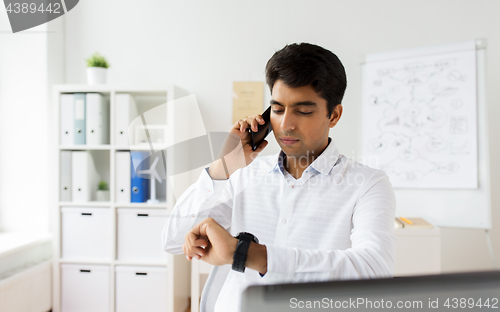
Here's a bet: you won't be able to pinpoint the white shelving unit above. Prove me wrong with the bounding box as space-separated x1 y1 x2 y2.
51 85 192 312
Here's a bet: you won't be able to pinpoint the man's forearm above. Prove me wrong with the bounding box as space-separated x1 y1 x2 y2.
208 158 229 180
245 242 268 275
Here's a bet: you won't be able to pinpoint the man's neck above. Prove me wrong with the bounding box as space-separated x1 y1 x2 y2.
284 156 308 179
284 139 330 179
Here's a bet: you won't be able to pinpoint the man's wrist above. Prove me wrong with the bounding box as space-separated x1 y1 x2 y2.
229 240 267 275
228 237 238 265
247 242 267 275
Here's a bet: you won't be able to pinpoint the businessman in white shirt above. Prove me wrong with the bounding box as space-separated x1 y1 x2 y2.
163 43 396 311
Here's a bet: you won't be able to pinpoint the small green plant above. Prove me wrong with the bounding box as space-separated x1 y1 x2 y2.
98 181 109 191
86 52 110 68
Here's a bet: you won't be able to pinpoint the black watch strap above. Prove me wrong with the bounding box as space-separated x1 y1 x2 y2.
232 232 258 273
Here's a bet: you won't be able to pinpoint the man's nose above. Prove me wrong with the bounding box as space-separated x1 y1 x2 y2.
280 110 296 132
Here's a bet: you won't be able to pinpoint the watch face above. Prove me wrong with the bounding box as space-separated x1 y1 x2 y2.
236 232 259 244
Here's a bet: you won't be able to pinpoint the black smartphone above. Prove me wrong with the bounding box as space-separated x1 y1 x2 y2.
249 106 272 151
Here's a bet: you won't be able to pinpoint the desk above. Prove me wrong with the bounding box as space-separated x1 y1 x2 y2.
394 228 441 276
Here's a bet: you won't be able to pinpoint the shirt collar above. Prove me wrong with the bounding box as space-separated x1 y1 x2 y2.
268 137 341 175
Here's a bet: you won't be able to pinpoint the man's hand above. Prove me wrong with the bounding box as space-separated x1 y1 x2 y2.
182 218 237 266
208 114 269 180
183 217 269 274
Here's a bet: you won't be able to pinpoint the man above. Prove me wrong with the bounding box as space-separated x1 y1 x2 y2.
163 43 396 311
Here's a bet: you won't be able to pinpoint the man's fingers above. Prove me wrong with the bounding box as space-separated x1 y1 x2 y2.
238 119 249 133
182 243 193 261
183 239 207 258
185 246 206 258
237 115 265 133
257 115 265 125
250 118 259 132
187 231 199 245
193 238 208 248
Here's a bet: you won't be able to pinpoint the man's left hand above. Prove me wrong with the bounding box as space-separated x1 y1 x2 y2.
182 217 237 266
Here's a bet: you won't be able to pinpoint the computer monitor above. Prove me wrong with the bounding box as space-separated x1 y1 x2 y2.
241 271 500 311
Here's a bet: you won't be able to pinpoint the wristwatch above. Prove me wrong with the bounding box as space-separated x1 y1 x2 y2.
232 232 259 273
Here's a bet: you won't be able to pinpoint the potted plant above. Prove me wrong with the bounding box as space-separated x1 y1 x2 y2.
96 180 110 201
86 52 109 85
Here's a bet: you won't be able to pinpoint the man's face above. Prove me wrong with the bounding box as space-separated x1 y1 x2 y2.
270 80 342 160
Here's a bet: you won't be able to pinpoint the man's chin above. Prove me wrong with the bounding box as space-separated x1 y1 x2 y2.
280 145 305 158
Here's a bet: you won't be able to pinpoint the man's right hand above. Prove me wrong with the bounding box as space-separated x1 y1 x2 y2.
208 114 269 180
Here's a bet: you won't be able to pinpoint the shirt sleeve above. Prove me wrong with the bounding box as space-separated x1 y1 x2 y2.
162 168 234 255
261 171 396 283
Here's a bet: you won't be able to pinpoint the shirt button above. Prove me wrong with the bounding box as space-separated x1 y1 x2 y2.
282 218 287 224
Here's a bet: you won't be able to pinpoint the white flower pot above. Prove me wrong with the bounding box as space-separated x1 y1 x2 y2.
87 67 108 85
96 190 110 201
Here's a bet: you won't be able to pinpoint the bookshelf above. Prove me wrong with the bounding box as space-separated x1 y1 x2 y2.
51 85 192 312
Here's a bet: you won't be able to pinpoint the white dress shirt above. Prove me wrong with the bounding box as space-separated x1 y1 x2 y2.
162 138 396 312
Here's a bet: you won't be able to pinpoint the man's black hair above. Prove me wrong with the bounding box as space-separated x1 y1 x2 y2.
265 43 347 117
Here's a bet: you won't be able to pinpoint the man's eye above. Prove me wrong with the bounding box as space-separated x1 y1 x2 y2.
298 112 312 115
272 110 284 114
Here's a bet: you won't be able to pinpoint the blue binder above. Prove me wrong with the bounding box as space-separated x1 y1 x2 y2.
130 151 150 203
73 93 86 145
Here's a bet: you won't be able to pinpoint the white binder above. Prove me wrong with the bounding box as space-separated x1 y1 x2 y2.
116 151 131 203
60 94 74 145
60 151 72 202
115 94 138 147
86 93 110 145
72 151 99 202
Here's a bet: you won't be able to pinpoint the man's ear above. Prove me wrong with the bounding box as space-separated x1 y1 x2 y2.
329 104 343 128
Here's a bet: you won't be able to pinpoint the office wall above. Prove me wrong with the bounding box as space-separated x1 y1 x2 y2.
0 16 63 232
63 0 500 271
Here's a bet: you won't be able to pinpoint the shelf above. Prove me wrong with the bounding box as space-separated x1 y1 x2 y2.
54 84 174 95
58 259 113 265
53 84 191 312
59 202 170 209
59 145 111 150
114 203 169 209
59 201 111 207
57 259 168 267
59 145 168 151
115 145 168 151
114 260 168 267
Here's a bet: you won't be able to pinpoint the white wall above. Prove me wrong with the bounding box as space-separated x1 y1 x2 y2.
0 13 64 232
64 0 500 271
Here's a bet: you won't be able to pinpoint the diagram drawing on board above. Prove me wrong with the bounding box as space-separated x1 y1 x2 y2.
362 46 478 189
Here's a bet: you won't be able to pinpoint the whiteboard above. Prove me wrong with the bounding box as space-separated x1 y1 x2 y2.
361 40 491 229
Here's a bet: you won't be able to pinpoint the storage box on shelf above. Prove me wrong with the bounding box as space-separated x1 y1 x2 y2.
116 208 168 263
60 264 110 312
61 207 112 261
52 85 192 312
115 266 167 312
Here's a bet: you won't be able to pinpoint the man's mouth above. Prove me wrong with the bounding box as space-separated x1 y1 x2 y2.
280 137 299 145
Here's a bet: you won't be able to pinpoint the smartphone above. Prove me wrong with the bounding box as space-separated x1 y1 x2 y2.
249 106 272 151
